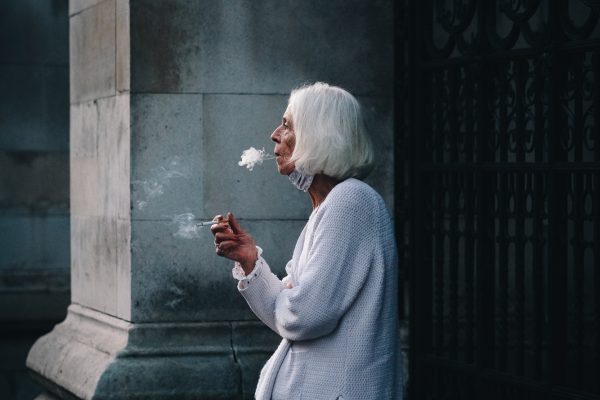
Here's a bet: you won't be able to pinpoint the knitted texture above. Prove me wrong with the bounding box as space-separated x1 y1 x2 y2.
239 179 403 399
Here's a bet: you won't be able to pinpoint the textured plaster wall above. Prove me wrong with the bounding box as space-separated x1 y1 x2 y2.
0 0 70 399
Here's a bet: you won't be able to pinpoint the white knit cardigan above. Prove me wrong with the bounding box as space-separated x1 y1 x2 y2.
238 178 404 400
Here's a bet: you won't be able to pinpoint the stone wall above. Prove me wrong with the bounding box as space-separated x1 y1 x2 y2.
0 0 70 399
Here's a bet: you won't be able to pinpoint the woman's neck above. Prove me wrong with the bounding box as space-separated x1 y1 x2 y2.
308 174 341 209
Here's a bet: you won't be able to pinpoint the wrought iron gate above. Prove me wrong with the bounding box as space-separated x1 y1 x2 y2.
397 1 600 399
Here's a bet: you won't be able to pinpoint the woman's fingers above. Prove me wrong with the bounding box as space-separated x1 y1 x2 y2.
215 240 236 258
212 212 256 265
227 212 243 234
214 232 235 243
210 222 230 234
217 240 238 251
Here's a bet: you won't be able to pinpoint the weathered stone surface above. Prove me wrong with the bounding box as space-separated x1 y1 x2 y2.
70 94 130 219
130 94 203 221
130 219 304 322
27 304 244 399
69 0 106 17
70 94 131 319
70 0 116 103
116 0 130 93
203 94 311 220
130 0 393 95
71 215 131 318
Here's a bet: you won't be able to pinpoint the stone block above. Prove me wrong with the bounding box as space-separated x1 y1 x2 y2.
130 0 393 95
130 219 304 322
70 0 116 103
70 94 130 220
69 0 106 16
71 215 131 319
0 0 68 66
116 0 130 93
27 304 242 399
203 94 311 220
130 94 203 221
0 215 69 270
0 66 69 151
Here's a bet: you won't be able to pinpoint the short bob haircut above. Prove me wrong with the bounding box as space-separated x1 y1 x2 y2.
287 82 374 180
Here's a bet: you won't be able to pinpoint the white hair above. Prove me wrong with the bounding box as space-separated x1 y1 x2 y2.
287 82 374 180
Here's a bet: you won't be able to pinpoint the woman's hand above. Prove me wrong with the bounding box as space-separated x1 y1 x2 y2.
211 212 258 274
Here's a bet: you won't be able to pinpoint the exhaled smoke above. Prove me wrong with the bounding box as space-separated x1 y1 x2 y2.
238 147 274 171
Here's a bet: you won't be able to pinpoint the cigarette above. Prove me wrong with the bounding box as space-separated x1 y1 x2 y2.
196 219 228 227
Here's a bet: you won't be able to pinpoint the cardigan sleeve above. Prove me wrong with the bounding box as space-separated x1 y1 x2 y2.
240 187 380 341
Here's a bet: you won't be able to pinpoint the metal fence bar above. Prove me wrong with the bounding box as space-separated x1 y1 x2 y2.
547 47 569 387
435 173 446 357
497 60 510 374
572 52 585 388
464 64 476 365
532 53 546 381
475 54 496 377
593 49 600 395
514 58 527 378
448 66 460 361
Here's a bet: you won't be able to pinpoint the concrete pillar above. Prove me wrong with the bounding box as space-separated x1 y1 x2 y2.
27 1 393 398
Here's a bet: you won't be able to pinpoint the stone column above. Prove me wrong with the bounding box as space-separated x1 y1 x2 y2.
27 1 393 398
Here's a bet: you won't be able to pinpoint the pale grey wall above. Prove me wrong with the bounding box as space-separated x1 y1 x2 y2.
0 0 70 399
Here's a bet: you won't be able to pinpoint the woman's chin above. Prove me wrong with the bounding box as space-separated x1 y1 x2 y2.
277 166 290 175
275 160 293 175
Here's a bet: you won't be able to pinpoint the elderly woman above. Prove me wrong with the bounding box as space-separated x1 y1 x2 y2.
211 82 402 400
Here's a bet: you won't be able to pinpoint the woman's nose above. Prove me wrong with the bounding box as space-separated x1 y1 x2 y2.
270 127 280 143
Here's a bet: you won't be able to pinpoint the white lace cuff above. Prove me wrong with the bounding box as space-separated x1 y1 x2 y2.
232 246 263 281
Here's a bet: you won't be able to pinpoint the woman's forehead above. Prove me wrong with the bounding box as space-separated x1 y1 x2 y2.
283 106 292 121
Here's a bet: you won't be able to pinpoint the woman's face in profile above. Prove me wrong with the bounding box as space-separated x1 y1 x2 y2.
271 108 296 175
